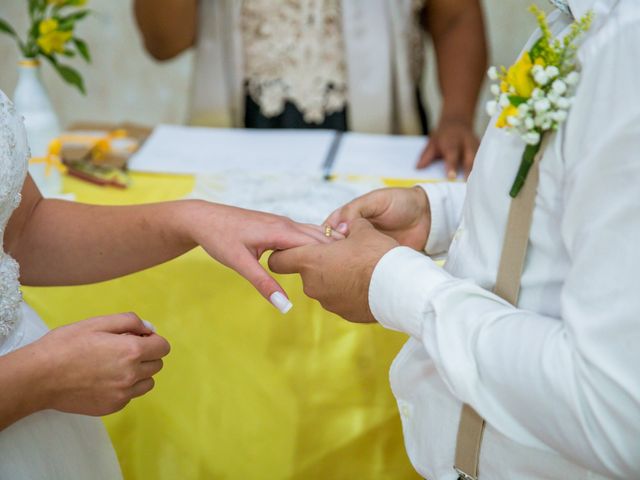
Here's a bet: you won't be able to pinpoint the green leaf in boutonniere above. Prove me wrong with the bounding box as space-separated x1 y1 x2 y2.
485 5 593 198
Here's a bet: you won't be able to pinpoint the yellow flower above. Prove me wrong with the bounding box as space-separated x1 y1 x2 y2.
37 19 73 55
39 18 59 35
505 52 542 99
496 105 518 129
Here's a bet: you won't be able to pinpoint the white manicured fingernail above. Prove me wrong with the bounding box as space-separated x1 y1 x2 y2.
270 292 293 314
337 223 348 234
142 319 156 332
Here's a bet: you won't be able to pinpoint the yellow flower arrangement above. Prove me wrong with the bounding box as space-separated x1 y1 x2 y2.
0 0 92 94
37 19 73 55
486 5 593 197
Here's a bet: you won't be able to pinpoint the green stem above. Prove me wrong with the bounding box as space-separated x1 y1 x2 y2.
509 140 542 198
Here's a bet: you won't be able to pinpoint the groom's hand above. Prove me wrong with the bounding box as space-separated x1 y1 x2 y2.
269 219 399 323
189 203 343 313
324 187 431 252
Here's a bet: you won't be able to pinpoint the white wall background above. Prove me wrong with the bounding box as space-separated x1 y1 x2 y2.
0 0 548 132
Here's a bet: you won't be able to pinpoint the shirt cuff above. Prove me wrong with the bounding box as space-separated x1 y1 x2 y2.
419 182 456 256
368 246 452 339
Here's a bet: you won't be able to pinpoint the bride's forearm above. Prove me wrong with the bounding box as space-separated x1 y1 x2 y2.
0 345 48 431
11 196 206 287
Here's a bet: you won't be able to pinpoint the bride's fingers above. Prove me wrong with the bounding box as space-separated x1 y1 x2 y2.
232 249 293 314
302 223 345 242
324 208 348 233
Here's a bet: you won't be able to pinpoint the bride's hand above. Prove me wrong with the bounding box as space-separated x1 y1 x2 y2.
187 203 342 313
32 313 170 417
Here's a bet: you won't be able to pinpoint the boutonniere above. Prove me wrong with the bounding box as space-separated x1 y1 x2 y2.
486 5 593 197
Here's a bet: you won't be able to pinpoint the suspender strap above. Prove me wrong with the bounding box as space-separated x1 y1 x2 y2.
453 136 550 480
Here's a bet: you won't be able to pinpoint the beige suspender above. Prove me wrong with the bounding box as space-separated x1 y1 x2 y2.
453 136 550 480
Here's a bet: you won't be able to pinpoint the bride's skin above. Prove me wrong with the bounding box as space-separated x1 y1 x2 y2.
0 175 338 431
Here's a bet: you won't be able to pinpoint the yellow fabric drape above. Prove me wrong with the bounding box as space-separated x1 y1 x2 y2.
22 173 420 480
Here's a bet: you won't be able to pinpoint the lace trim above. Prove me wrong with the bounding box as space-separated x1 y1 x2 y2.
0 255 22 338
1 91 29 340
241 0 348 124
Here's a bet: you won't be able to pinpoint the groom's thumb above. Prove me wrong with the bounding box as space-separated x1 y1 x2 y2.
235 251 293 314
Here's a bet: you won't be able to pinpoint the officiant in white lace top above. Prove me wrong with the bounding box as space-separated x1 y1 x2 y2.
269 0 640 478
134 0 487 177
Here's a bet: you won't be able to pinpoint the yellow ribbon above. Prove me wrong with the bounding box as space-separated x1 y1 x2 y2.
29 154 68 176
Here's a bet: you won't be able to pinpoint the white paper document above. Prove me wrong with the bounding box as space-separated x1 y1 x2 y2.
332 132 455 180
129 124 335 175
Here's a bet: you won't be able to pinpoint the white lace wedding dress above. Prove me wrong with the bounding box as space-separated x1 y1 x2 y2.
0 90 122 479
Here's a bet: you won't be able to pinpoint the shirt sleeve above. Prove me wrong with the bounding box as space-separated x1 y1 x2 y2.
418 182 466 256
369 25 640 478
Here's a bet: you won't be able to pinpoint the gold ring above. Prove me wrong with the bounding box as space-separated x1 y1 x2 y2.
324 225 333 237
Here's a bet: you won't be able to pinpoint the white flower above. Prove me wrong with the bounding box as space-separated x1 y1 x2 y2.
517 103 530 116
507 115 521 126
551 110 568 123
499 93 511 108
490 84 501 96
486 100 498 116
534 71 550 86
523 131 541 145
532 88 545 100
566 71 580 85
545 66 560 79
488 66 499 80
552 79 568 95
524 117 535 130
531 64 544 76
556 96 571 109
534 98 551 113
547 91 560 105
541 118 553 130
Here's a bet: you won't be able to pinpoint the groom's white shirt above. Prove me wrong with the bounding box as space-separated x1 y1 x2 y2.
369 0 640 478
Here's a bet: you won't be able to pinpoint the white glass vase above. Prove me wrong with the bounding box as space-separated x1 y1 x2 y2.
13 59 63 196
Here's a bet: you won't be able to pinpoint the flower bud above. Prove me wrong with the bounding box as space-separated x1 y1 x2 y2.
507 115 521 127
551 110 568 123
566 71 580 85
488 66 499 80
556 97 571 110
534 98 551 113
552 80 568 95
523 131 541 145
545 66 560 79
534 71 550 86
486 100 498 116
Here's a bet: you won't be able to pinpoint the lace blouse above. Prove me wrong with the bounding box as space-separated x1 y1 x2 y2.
0 91 29 340
240 0 426 124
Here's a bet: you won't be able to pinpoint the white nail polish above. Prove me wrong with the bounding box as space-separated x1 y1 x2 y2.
270 292 293 314
337 223 348 233
142 319 156 332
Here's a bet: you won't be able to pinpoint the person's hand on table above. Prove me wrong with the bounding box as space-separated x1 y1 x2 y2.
187 203 343 313
30 313 170 417
417 118 479 178
324 187 431 252
269 219 398 324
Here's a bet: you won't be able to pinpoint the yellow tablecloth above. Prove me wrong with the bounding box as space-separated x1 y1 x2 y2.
22 173 421 480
